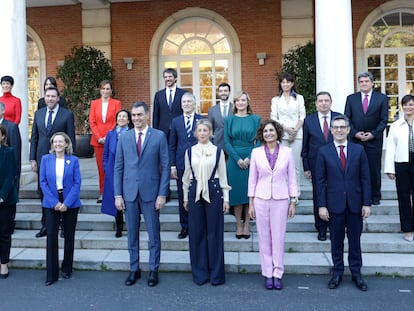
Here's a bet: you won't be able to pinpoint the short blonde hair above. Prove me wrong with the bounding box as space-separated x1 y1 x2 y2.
49 132 73 155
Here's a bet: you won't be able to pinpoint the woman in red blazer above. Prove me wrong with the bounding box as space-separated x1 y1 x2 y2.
0 75 22 125
89 80 122 202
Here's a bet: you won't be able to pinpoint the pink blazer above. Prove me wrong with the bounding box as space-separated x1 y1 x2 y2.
248 145 298 200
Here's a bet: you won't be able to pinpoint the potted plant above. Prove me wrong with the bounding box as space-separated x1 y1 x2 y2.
57 46 113 157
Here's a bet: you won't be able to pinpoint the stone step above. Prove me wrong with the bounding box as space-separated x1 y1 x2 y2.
11 230 414 254
16 198 400 215
14 213 403 233
8 247 414 276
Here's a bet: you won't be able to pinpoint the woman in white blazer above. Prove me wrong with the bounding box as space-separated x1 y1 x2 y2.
248 119 298 290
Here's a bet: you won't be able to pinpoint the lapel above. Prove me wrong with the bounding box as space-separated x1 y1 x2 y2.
367 92 378 114
96 99 103 122
49 155 57 187
329 143 344 174
311 113 325 140
38 108 47 130
141 127 152 156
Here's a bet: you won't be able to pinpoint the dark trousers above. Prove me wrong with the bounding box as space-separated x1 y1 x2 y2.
310 164 328 232
0 203 16 264
44 207 79 282
176 169 188 229
188 189 225 285
395 160 414 232
329 205 363 278
363 146 382 202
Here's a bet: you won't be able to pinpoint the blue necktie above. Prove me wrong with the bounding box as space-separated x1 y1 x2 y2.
168 90 173 110
186 115 191 138
46 110 53 132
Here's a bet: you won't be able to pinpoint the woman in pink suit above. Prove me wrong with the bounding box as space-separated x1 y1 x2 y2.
89 80 122 203
248 119 297 290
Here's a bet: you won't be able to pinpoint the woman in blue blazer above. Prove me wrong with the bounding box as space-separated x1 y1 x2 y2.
101 109 133 237
0 125 18 279
40 132 81 286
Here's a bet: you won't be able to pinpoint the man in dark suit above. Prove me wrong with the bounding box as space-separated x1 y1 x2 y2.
208 82 233 152
315 115 371 291
30 87 76 238
344 71 389 205
169 92 204 239
114 101 169 287
152 68 186 140
301 92 340 241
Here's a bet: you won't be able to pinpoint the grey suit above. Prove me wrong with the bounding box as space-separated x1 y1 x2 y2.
114 127 169 272
208 103 233 151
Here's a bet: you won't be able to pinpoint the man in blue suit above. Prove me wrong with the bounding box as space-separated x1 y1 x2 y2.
302 92 340 241
344 72 388 205
114 101 169 287
169 92 204 239
152 68 186 141
315 115 371 291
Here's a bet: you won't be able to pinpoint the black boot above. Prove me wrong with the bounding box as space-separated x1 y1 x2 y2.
115 211 123 238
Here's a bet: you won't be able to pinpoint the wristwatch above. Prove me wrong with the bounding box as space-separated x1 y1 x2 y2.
289 197 298 204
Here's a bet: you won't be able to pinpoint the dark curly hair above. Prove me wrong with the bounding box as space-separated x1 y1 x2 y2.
256 119 284 144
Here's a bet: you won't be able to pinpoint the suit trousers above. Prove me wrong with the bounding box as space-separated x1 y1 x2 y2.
395 160 414 232
329 206 363 278
188 191 225 285
0 203 16 264
176 169 188 229
363 145 382 202
125 196 161 272
281 139 302 196
44 207 79 282
309 161 328 232
93 145 105 194
254 197 289 279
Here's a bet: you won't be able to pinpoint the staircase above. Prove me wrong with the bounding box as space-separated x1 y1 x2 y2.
11 158 414 276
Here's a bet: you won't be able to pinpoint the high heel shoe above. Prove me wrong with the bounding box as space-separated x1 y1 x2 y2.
236 234 243 239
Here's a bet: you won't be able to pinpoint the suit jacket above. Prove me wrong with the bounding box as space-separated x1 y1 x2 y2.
301 111 341 172
39 154 82 209
169 113 204 171
248 145 298 200
344 91 389 148
0 146 18 205
30 106 76 165
152 87 186 138
315 141 371 214
114 127 170 202
208 102 233 150
89 98 122 147
1 119 21 177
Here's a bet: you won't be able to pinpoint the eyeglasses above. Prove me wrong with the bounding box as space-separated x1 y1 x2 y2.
331 126 348 131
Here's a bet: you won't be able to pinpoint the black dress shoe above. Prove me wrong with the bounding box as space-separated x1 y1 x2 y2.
178 228 188 239
61 272 71 279
328 275 342 289
115 230 122 238
372 200 380 205
125 270 141 286
45 280 56 286
0 273 9 279
352 276 368 291
35 228 47 238
148 271 159 287
317 231 327 241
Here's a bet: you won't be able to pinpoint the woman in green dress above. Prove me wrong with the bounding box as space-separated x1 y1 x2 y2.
224 91 261 239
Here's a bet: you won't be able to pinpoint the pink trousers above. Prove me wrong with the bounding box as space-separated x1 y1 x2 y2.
254 197 289 278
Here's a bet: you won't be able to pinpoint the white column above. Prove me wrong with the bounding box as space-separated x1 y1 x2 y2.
0 0 28 162
315 0 354 113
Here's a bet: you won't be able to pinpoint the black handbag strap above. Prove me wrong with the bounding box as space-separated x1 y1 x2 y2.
188 146 221 180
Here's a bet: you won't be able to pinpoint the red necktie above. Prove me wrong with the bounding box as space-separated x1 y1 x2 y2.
323 116 329 141
362 94 369 114
339 145 346 171
137 132 142 157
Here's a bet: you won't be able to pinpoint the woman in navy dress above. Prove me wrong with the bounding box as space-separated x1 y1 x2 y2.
101 109 133 237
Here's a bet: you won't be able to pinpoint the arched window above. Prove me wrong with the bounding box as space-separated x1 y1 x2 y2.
363 10 414 121
159 18 233 114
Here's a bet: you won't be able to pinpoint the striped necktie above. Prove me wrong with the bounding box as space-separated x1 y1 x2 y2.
186 115 191 138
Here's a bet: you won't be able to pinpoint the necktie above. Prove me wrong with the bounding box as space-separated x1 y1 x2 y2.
46 110 54 132
323 116 329 141
222 105 228 118
362 94 369 114
339 145 346 171
137 132 142 157
168 89 173 110
186 115 192 138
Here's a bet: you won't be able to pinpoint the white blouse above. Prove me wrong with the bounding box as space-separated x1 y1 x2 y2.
182 142 231 203
55 157 65 190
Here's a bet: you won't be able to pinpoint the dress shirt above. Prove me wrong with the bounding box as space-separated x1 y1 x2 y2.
318 111 331 132
44 105 60 127
360 91 372 107
135 125 148 149
333 141 348 158
384 117 414 174
220 102 229 117
101 100 109 123
55 157 65 190
182 142 231 203
184 113 194 129
166 86 177 104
